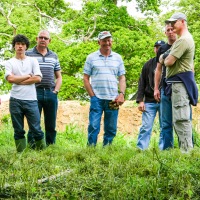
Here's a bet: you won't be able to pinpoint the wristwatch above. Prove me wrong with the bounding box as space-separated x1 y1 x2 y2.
119 91 125 95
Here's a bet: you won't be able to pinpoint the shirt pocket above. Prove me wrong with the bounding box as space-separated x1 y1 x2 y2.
172 83 190 121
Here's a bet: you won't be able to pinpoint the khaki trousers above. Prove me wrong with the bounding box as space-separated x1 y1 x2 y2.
171 83 193 152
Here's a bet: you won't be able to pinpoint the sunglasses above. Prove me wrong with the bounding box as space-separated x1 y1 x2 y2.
170 20 179 27
38 36 49 40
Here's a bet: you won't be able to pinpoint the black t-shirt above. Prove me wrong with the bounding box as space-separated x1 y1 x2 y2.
156 43 172 80
136 57 159 103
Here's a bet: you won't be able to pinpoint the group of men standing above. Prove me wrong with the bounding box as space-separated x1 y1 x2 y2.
136 12 198 153
83 11 198 153
3 12 198 154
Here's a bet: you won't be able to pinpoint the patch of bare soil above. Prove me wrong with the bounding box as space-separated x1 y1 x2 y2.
1 100 200 139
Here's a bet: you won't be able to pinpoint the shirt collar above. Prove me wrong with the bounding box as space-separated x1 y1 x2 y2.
98 49 113 57
33 46 51 55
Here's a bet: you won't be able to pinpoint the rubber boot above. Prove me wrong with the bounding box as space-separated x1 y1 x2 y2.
27 141 36 149
27 138 36 149
15 138 26 152
35 138 46 150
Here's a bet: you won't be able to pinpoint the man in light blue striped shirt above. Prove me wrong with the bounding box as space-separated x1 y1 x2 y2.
83 31 126 146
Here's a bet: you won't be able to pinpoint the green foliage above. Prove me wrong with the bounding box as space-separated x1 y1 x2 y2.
59 74 86 100
1 122 200 199
1 0 199 100
135 0 161 14
0 65 12 94
0 114 11 124
112 27 159 94
60 0 162 99
65 123 86 145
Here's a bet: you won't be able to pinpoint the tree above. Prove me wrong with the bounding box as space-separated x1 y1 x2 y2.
59 0 164 99
0 0 164 99
0 0 77 94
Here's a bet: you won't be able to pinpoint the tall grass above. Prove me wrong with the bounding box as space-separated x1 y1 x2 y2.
0 116 200 199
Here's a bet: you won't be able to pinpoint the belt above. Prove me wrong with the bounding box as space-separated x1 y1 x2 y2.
36 87 52 90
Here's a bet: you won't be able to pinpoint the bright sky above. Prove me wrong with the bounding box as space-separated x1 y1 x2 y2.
65 0 178 18
65 0 144 18
117 0 144 18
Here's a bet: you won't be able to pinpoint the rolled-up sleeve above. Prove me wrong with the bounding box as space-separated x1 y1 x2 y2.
4 61 12 80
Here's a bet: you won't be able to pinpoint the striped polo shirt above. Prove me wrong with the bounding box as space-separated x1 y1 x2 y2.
26 47 61 88
84 50 125 100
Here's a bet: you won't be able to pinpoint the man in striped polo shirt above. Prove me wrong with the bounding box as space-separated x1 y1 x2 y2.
83 31 126 146
26 30 62 146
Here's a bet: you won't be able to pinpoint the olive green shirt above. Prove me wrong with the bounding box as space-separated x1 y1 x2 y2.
166 33 195 78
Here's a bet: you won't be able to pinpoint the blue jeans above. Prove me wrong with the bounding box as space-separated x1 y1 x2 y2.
137 102 161 150
159 89 174 150
9 97 44 141
28 88 58 146
88 96 119 146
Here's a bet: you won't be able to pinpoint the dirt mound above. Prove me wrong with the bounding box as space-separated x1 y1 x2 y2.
1 100 200 138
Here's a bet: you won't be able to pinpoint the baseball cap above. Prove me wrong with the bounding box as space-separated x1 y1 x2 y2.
165 12 187 23
98 31 112 40
154 40 165 47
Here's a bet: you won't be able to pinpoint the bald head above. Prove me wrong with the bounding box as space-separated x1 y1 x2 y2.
38 30 51 39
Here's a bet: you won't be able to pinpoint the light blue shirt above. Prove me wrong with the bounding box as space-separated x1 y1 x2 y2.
84 50 125 100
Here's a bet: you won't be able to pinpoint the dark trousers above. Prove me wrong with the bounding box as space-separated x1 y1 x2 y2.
28 88 58 146
10 97 44 141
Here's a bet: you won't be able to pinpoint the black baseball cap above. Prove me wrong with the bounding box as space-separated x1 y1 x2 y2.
154 40 165 47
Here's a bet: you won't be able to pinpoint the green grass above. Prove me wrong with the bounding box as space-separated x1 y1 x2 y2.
1 120 200 199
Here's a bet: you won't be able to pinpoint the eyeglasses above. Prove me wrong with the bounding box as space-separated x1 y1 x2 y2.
170 20 178 26
38 36 49 40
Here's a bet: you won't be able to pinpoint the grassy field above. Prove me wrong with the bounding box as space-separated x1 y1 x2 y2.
1 116 200 200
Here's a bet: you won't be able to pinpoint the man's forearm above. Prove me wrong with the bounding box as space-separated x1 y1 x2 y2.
154 63 162 90
54 77 62 91
7 74 31 84
119 75 126 93
84 81 95 96
164 54 177 67
54 71 62 91
83 75 95 97
18 76 41 85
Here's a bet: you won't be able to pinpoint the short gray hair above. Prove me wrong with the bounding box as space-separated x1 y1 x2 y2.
38 30 51 39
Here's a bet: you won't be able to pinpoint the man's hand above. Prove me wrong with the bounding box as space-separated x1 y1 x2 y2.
138 101 145 112
154 89 160 102
115 93 125 106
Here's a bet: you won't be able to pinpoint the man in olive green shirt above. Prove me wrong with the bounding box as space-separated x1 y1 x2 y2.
160 12 197 153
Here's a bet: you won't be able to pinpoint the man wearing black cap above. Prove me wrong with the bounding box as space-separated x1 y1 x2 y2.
160 12 198 153
136 40 165 150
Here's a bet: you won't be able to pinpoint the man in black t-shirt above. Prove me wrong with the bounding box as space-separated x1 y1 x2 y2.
154 24 177 150
136 40 165 150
